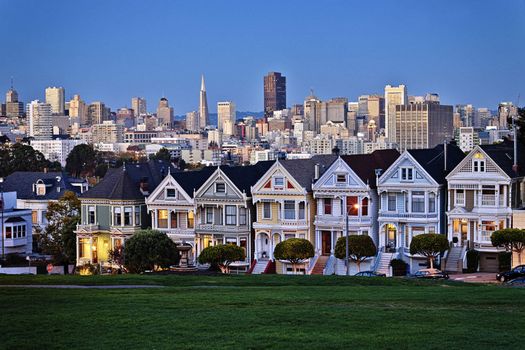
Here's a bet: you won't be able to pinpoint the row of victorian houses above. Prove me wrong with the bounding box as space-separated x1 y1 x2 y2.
2 139 524 274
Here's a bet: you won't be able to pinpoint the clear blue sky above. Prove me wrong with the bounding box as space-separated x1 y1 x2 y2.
1 0 524 113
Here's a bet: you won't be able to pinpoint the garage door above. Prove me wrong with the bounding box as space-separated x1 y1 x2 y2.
479 253 499 272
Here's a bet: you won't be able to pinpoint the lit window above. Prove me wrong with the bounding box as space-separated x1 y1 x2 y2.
158 209 168 228
347 196 358 216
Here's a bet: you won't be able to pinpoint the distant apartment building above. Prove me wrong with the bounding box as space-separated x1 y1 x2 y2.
124 131 159 144
498 102 517 129
264 72 286 118
45 87 65 115
304 93 321 133
185 111 198 132
30 139 84 166
367 95 385 129
27 100 53 140
385 84 407 139
91 120 124 144
131 97 147 120
5 87 24 117
69 95 87 126
455 127 480 152
157 97 173 127
88 102 108 125
217 101 236 132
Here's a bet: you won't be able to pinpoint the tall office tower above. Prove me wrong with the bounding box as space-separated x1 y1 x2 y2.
385 84 407 139
88 102 107 125
291 104 304 117
264 72 286 119
69 95 87 125
45 87 65 115
5 85 24 117
304 93 321 132
6 86 18 103
347 102 359 136
157 97 173 127
477 107 492 129
455 104 477 128
131 97 147 122
28 100 53 140
393 101 453 151
358 95 369 118
185 111 198 132
199 75 209 129
498 102 517 129
321 97 348 125
367 95 385 129
217 101 236 132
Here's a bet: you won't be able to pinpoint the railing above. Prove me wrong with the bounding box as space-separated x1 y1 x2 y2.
307 255 319 275
246 259 257 274
480 231 493 242
323 255 336 275
196 224 249 232
481 195 496 206
372 249 383 272
379 212 438 219
314 216 371 226
76 224 100 232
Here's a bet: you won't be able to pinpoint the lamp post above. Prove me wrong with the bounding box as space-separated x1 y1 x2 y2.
0 177 4 260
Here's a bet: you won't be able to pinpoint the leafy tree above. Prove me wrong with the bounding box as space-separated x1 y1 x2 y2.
491 228 525 266
0 143 55 177
108 246 126 273
38 191 81 268
149 148 172 162
510 107 524 145
273 238 314 274
65 144 97 177
198 244 245 273
123 230 179 273
335 235 377 272
409 234 449 269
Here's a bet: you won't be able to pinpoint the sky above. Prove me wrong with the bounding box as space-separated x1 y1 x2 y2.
0 0 524 113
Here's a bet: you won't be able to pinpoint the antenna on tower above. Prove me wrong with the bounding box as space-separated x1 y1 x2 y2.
10 76 13 89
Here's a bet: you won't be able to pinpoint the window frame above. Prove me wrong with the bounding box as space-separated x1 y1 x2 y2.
400 167 414 181
225 205 237 225
215 183 226 193
262 202 271 219
283 200 296 220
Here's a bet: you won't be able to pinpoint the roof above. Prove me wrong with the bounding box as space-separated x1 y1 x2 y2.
480 139 525 178
341 149 400 188
1 171 86 200
171 167 217 197
219 161 275 196
407 143 465 184
81 160 175 200
280 155 338 191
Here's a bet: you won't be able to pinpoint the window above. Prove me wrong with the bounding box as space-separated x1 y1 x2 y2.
88 206 96 224
78 238 90 259
284 201 295 220
482 185 496 206
284 233 295 240
428 194 436 213
36 184 46 196
239 207 247 225
187 211 194 228
124 207 132 226
481 221 497 241
473 160 485 172
206 207 214 224
336 174 346 183
215 183 226 193
32 211 38 224
158 209 168 228
166 188 176 198
361 198 368 216
401 167 413 181
113 207 122 226
5 226 12 239
273 177 284 190
324 198 332 215
347 196 358 216
455 189 465 206
263 202 271 219
387 194 396 211
134 206 141 226
226 205 237 225
411 191 425 213
170 212 178 228
298 202 305 220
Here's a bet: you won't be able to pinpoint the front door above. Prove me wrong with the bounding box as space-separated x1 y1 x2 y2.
460 222 468 246
386 225 396 252
321 231 331 256
259 233 270 259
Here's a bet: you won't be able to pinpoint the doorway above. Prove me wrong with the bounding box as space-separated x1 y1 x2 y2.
258 233 270 259
386 225 396 252
321 231 331 256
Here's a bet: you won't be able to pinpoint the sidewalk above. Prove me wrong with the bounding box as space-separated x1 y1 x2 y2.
449 273 498 284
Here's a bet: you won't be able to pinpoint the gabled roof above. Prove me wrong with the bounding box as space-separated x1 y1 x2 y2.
341 149 400 189
280 155 337 191
407 143 465 184
480 139 525 178
1 171 85 200
171 166 216 197
219 161 275 196
81 160 175 200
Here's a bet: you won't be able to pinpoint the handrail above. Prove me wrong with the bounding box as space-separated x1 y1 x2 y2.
246 259 257 274
323 255 336 275
372 248 383 272
307 255 319 275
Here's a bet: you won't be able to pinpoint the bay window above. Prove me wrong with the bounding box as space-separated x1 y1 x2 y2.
225 205 237 225
263 202 271 219
124 207 132 226
298 202 305 220
361 198 368 216
113 207 122 226
347 196 358 216
239 207 247 225
158 209 168 228
387 193 396 211
411 192 425 213
324 198 332 215
284 201 295 220
171 211 178 228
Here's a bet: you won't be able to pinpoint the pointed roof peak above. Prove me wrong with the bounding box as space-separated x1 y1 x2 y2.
201 74 206 91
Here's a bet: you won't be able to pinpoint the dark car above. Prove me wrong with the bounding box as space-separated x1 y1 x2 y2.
496 265 525 282
506 277 525 286
413 268 449 280
354 271 386 277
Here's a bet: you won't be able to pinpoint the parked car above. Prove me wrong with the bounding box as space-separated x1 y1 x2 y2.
412 268 449 280
354 271 386 277
506 277 525 286
496 265 525 282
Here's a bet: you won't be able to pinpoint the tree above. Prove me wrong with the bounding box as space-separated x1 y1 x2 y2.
108 246 126 273
65 144 97 177
273 238 314 274
409 234 449 269
334 235 377 272
0 143 56 177
38 191 81 268
123 230 179 273
491 228 525 266
198 244 245 273
149 148 171 162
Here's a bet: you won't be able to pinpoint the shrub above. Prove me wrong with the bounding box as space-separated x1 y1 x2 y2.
198 244 245 273
273 238 314 274
466 249 479 273
1 253 28 267
123 230 179 273
498 251 512 272
390 258 408 276
334 235 377 272
409 234 449 269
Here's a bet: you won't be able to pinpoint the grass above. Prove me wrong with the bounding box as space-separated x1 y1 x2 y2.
0 274 524 349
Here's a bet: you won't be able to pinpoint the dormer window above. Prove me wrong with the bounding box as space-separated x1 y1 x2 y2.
215 183 226 193
166 188 177 199
36 184 46 196
400 167 413 181
473 160 485 172
336 174 346 184
273 177 284 190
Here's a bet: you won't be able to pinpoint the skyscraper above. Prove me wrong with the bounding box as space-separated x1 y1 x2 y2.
199 75 209 129
69 95 87 126
88 102 108 125
45 87 65 115
28 100 53 140
367 95 385 129
131 97 147 119
217 101 236 132
156 97 173 127
304 93 321 133
185 111 198 132
385 84 407 139
5 84 24 117
264 72 286 119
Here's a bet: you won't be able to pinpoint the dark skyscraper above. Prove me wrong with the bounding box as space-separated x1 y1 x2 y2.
264 72 286 118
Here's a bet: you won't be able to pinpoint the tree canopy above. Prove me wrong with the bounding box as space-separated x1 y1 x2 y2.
149 148 172 162
273 238 314 274
198 244 245 273
335 235 377 272
491 228 525 266
409 234 449 269
65 144 97 178
123 230 179 273
0 143 60 177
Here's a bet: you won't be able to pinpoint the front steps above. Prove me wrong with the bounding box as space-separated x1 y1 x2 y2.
375 252 395 276
310 255 329 275
444 246 464 273
251 259 270 274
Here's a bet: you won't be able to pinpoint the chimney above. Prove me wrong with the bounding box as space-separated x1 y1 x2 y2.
314 163 320 180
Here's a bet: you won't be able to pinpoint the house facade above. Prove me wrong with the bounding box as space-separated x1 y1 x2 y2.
0 191 32 256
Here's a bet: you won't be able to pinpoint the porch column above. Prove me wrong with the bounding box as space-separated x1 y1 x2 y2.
503 185 508 207
76 235 80 264
236 205 240 227
330 230 335 255
222 205 226 225
89 236 93 263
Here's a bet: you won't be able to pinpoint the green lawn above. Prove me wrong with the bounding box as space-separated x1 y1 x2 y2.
0 275 524 349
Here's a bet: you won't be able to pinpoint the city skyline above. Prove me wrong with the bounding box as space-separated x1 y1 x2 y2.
0 0 523 112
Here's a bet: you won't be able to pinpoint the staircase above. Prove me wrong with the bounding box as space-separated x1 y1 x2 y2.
444 246 463 273
251 259 270 274
310 255 329 275
375 252 395 276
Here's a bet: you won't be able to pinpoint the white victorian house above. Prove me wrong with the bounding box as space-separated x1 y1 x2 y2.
378 144 464 274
